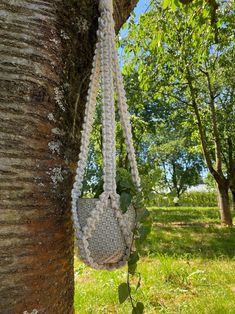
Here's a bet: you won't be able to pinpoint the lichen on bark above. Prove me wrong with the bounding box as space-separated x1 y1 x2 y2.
0 0 137 313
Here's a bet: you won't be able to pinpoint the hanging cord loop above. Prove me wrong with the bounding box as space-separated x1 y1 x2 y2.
111 36 141 191
99 0 114 14
100 6 117 198
71 0 141 270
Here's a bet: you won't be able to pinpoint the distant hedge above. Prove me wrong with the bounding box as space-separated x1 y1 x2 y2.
150 191 220 207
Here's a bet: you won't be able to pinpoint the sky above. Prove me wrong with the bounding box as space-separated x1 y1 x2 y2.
134 0 150 17
120 0 150 39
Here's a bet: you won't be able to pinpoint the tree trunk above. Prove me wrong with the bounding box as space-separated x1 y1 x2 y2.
186 72 233 226
229 166 235 211
231 189 235 211
217 184 233 226
0 1 137 313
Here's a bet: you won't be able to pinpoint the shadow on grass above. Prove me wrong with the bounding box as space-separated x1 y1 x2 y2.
143 208 235 259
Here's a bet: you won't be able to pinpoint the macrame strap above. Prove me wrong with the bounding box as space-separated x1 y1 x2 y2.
99 0 113 14
111 34 141 191
72 0 141 203
71 40 101 211
72 0 141 205
99 1 141 197
71 0 141 270
99 5 117 197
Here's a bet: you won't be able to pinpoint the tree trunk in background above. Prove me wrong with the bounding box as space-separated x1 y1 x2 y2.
229 172 235 211
231 190 235 211
0 1 137 313
217 184 233 226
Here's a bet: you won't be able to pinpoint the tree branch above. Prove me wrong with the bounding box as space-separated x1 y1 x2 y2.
113 0 138 32
185 69 223 184
159 91 189 105
200 68 223 175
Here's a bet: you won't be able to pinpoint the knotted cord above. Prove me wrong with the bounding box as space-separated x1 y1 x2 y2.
71 0 140 270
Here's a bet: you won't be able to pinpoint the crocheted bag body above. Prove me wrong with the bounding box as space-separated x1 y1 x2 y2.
71 0 140 270
77 198 136 267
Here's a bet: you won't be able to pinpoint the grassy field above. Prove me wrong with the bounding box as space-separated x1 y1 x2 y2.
74 207 235 314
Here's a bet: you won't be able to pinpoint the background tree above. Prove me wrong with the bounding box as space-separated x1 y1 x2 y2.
123 62 204 204
150 126 203 199
122 0 235 225
0 1 137 313
82 67 204 206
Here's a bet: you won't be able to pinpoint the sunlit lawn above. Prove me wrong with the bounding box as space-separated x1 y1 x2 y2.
74 207 235 314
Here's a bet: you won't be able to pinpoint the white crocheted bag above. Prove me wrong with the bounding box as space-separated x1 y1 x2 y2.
77 198 136 267
71 0 140 270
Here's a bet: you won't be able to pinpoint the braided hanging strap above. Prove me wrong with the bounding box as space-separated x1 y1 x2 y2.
71 0 141 270
111 35 141 191
100 6 117 199
71 40 100 232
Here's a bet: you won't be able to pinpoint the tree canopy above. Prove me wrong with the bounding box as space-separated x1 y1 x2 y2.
82 0 234 224
117 0 234 223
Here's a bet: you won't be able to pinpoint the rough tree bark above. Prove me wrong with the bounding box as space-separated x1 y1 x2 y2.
0 0 137 313
230 180 235 211
217 184 232 225
232 191 235 211
229 151 235 211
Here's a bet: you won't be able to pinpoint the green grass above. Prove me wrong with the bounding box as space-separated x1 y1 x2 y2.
74 207 235 314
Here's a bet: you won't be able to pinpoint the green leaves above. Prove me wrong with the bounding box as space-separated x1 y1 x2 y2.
116 173 148 312
118 283 144 313
132 302 144 314
129 251 140 265
138 225 151 242
137 209 150 222
162 0 170 10
128 252 139 275
120 192 132 213
162 0 179 12
116 167 136 213
116 168 136 192
118 283 129 304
